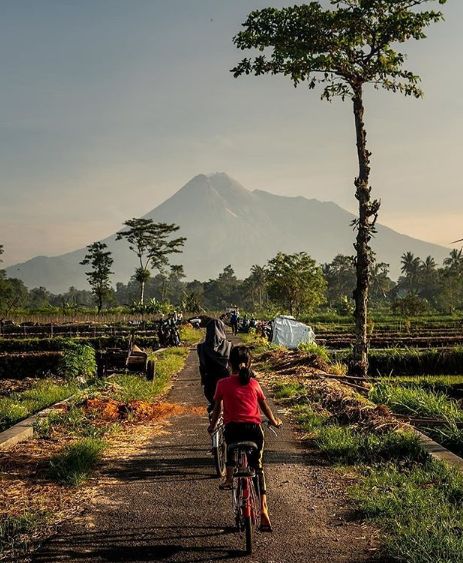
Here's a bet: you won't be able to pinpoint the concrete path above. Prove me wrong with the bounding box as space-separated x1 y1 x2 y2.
33 349 377 562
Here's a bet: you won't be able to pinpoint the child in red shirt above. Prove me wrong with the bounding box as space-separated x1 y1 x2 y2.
208 345 281 531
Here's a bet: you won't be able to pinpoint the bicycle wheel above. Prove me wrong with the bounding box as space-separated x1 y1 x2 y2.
244 515 253 554
212 441 226 477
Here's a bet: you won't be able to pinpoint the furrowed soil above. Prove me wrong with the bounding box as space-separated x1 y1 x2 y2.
31 349 379 563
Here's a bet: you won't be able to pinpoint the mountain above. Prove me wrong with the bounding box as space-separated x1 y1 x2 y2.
6 173 450 292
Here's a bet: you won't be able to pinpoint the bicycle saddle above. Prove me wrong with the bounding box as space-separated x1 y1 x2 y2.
228 441 258 452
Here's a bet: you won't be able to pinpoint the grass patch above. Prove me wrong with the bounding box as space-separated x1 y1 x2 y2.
384 374 463 393
351 461 463 563
316 426 423 465
34 404 111 439
239 332 280 355
0 379 80 432
366 347 463 376
0 511 46 557
49 437 106 486
292 404 328 433
111 347 188 403
179 325 202 346
369 382 463 423
289 392 423 464
297 342 330 363
273 381 306 400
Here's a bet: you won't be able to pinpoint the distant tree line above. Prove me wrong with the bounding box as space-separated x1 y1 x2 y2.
1 244 462 317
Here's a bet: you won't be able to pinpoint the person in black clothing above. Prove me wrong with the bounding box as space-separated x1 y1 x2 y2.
230 311 239 335
197 318 232 409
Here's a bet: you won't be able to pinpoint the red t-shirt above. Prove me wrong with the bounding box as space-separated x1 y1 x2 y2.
214 374 265 425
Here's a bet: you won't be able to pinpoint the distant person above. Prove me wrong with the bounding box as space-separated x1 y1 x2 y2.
230 311 239 335
197 319 232 410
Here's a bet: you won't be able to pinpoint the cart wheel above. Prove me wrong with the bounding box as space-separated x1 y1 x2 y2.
146 360 155 381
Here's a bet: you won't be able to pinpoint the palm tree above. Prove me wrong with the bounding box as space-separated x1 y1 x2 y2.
444 249 463 273
422 256 436 274
400 252 422 293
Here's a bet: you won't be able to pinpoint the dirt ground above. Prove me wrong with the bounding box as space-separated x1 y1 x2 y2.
28 349 381 563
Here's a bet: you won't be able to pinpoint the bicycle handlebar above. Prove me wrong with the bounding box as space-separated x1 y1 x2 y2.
262 418 282 435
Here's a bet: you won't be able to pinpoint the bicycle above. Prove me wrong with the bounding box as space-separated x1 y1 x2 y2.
228 421 279 555
211 413 226 477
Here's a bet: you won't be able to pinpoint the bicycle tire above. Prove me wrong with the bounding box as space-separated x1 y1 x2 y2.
244 515 253 554
212 444 226 478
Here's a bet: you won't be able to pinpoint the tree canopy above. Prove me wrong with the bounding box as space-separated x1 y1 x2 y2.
80 242 114 313
116 218 186 304
232 0 446 376
266 252 326 316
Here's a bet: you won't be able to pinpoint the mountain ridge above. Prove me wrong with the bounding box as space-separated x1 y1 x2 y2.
6 173 450 292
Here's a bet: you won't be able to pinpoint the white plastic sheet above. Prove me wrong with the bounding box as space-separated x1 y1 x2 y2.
271 316 315 349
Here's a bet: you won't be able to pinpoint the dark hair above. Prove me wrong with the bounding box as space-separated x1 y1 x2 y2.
230 345 252 385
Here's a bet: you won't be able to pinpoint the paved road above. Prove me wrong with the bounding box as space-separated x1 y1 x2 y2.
33 349 377 562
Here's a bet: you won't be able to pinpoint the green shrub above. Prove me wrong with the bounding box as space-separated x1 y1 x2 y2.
49 437 105 486
58 341 96 379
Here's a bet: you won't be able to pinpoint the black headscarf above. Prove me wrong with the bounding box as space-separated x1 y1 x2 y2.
197 318 232 375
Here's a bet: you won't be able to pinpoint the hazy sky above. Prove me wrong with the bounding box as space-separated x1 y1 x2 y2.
0 0 461 267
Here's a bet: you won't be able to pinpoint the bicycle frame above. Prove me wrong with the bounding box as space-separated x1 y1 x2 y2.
231 447 261 554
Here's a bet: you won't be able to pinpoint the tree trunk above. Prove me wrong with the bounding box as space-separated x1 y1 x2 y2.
97 293 102 315
351 85 375 378
140 280 145 304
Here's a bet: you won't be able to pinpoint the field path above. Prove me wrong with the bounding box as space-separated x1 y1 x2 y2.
33 348 378 563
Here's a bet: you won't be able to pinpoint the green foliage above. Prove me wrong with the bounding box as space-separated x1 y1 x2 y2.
116 218 186 303
49 437 106 486
273 381 305 400
232 0 445 100
336 347 463 376
179 324 202 346
297 342 330 363
266 252 326 316
292 404 328 433
316 425 422 465
369 382 463 422
0 271 29 315
0 511 45 557
58 341 96 380
392 293 430 316
0 379 79 432
351 461 463 563
34 404 108 440
111 347 188 403
80 242 114 313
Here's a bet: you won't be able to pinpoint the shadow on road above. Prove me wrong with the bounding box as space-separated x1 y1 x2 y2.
34 526 243 562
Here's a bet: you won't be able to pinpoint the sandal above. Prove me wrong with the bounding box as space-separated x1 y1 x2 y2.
260 522 273 533
219 482 233 490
